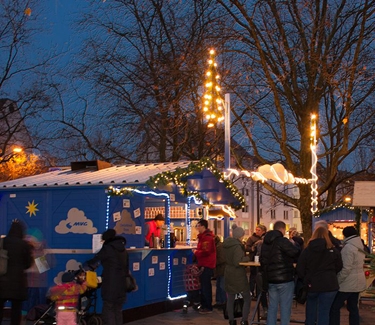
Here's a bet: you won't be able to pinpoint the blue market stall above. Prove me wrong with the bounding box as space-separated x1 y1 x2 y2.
313 204 371 251
0 158 243 319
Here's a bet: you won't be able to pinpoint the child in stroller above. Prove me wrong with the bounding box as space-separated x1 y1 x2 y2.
47 270 87 325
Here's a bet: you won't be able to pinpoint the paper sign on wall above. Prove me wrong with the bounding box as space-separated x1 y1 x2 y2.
182 257 187 265
92 234 103 253
148 268 155 276
159 262 165 270
173 258 178 266
113 211 121 222
123 199 130 208
134 208 141 218
152 256 158 264
135 226 142 235
133 262 140 271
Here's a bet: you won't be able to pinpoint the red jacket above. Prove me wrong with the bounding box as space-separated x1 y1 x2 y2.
195 229 216 269
145 220 162 244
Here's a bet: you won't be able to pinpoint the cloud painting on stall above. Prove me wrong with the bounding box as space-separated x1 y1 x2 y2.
53 259 82 284
114 209 136 235
55 207 98 234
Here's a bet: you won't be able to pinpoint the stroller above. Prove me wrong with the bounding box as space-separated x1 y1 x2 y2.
32 268 102 325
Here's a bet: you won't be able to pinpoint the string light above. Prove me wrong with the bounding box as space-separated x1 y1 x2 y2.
203 49 224 128
310 114 318 214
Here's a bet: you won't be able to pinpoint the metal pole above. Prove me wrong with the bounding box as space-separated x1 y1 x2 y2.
224 93 230 170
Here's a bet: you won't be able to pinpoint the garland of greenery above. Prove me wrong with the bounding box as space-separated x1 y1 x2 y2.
145 157 245 210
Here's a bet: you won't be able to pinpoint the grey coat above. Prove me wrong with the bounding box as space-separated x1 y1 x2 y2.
223 237 250 294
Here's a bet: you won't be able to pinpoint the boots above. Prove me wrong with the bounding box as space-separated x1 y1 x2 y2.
229 321 237 325
240 321 249 325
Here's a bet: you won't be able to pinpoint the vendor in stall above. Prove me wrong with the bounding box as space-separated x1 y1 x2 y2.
144 214 165 247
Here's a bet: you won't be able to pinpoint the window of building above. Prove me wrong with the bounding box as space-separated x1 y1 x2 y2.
283 210 289 220
271 209 276 219
260 208 263 218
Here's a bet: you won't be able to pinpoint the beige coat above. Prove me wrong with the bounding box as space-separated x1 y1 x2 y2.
337 235 367 292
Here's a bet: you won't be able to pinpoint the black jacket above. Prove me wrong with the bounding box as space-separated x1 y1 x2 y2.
296 238 343 292
0 234 33 300
86 236 129 303
260 230 300 284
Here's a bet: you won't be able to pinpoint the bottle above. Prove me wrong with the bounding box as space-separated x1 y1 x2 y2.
150 233 154 248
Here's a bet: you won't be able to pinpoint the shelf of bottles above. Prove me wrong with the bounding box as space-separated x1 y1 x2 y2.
144 206 196 219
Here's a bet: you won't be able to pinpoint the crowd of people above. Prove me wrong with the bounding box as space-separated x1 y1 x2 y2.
186 218 369 325
0 217 371 325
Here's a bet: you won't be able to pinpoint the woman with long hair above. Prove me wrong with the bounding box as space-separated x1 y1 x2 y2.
296 227 343 325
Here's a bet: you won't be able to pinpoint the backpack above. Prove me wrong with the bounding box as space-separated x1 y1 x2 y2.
0 238 8 276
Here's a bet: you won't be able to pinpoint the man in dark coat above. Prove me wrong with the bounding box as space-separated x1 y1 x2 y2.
260 220 300 325
85 229 129 325
0 220 33 325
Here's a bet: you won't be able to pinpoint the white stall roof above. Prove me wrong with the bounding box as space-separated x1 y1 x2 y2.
0 161 194 189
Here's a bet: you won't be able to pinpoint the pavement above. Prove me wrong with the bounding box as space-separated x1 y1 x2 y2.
1 298 374 324
123 298 375 325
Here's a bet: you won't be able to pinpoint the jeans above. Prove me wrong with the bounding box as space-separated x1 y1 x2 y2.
101 300 124 325
329 291 360 325
216 276 227 304
305 291 337 325
200 267 214 310
267 281 295 325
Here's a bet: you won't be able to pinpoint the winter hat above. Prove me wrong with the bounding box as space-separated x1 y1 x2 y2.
102 229 116 241
343 226 357 238
62 272 76 283
232 224 245 239
154 214 165 221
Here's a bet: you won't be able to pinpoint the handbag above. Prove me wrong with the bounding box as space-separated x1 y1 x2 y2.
295 278 308 304
125 273 137 293
86 270 98 288
0 238 8 276
223 293 244 319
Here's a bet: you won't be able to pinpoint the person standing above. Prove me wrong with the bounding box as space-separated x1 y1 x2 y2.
85 229 129 325
223 224 251 325
245 224 267 297
144 214 165 247
260 220 300 325
329 226 367 325
214 235 226 309
194 219 216 314
0 220 33 325
296 227 343 325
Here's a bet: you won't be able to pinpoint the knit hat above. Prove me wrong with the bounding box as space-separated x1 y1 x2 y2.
154 214 165 221
343 226 357 238
102 229 116 241
232 224 245 239
62 272 76 283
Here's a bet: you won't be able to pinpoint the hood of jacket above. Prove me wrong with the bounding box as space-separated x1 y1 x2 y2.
104 236 126 252
223 236 242 249
343 235 364 251
263 229 283 245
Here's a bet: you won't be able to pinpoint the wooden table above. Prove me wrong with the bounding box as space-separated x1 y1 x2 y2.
239 261 260 267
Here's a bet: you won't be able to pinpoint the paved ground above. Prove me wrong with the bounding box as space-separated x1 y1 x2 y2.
123 299 375 325
2 299 374 324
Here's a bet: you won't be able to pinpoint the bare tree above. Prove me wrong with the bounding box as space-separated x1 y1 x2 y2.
0 0 55 163
217 0 375 238
59 0 234 163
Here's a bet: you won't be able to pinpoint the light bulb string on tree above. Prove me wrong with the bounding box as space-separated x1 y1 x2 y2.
203 49 224 128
